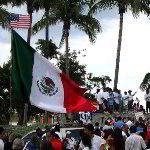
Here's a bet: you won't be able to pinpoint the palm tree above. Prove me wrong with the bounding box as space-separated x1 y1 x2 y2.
33 0 56 41
32 0 101 76
140 73 150 92
89 0 150 90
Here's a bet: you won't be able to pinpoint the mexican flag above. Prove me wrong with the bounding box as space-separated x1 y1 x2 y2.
12 30 96 113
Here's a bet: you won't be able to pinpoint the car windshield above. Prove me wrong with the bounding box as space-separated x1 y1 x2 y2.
66 129 83 140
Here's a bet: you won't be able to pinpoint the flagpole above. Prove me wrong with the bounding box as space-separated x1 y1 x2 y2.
10 29 13 123
27 13 32 44
23 13 32 126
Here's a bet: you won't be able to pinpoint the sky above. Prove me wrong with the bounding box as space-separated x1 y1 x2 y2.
1 4 150 107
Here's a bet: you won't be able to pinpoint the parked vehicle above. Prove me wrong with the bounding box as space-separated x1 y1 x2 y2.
22 127 83 150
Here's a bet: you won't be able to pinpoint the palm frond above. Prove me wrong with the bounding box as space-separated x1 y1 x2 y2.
0 7 10 29
32 13 59 35
72 14 101 43
11 0 24 6
88 0 150 17
88 0 116 15
140 0 150 16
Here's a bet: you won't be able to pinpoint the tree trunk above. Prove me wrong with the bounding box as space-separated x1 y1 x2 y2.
64 28 71 122
65 28 69 76
113 12 123 90
17 106 24 125
45 9 49 123
45 9 49 41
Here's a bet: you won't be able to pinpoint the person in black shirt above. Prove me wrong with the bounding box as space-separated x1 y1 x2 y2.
135 117 146 129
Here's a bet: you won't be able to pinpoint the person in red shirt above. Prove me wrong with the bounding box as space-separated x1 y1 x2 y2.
48 129 63 150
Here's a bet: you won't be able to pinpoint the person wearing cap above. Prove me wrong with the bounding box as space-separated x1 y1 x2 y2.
79 123 105 150
125 125 146 150
64 131 76 150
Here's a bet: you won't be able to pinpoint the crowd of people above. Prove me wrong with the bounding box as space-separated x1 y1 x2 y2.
1 116 150 150
95 87 150 114
0 126 24 150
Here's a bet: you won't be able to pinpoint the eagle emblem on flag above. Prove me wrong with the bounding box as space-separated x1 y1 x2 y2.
37 76 58 96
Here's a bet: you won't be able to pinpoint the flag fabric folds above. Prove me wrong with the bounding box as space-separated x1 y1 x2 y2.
9 13 31 29
11 30 96 113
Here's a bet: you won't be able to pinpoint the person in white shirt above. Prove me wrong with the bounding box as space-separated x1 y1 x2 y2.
96 89 104 113
64 131 76 150
128 90 136 112
79 124 105 150
125 125 146 150
102 88 110 112
0 127 5 150
95 89 100 100
103 120 112 131
144 89 150 113
123 91 129 112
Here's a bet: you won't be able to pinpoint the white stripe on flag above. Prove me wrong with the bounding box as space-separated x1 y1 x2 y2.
30 52 66 113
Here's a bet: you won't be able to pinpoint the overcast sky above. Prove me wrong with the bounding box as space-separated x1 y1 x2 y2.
1 4 150 107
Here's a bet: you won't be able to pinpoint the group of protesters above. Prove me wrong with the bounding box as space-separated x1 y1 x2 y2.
1 116 150 150
91 116 150 150
95 87 149 114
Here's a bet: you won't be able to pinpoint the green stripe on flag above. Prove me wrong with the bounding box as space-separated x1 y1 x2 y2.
12 30 35 103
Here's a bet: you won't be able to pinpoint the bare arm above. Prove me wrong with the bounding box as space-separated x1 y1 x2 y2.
132 91 137 96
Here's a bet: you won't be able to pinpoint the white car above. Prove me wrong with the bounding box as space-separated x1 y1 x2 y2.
22 127 84 149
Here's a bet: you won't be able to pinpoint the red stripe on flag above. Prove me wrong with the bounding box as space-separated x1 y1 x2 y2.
10 14 31 29
60 73 88 112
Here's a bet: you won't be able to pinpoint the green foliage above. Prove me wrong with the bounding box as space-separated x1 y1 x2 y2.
0 61 11 124
86 73 111 91
84 73 111 100
0 7 10 29
57 50 87 86
36 39 59 59
3 124 52 136
88 0 150 16
32 0 101 47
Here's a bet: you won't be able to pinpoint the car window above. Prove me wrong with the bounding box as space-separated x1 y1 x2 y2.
22 132 36 144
